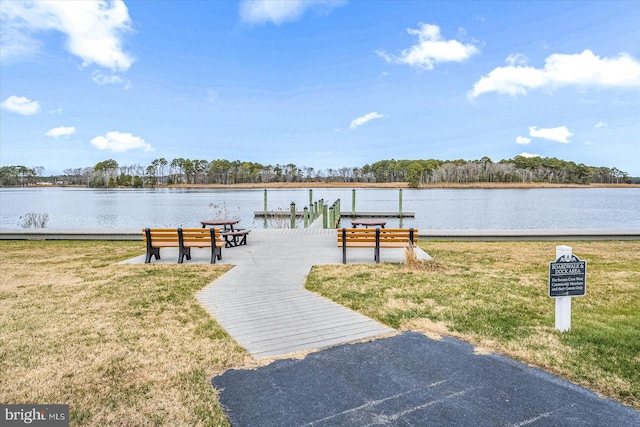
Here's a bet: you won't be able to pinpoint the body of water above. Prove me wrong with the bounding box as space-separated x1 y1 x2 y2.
1 187 639 230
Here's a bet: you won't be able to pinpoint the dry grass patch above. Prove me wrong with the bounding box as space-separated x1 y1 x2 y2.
405 247 443 272
306 240 640 410
0 240 251 426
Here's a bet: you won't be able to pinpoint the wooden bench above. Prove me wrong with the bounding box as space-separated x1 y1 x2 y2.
337 227 418 264
143 227 224 264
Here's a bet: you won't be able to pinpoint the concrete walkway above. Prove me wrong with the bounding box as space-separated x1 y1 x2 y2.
121 223 430 358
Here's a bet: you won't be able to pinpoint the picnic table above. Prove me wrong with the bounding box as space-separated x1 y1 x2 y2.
351 219 387 228
201 219 250 247
200 219 240 231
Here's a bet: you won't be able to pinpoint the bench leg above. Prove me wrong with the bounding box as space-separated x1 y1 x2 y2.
178 247 191 263
211 246 223 263
342 228 347 264
144 229 161 263
145 247 160 263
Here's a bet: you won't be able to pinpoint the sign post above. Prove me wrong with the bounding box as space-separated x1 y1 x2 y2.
549 245 587 332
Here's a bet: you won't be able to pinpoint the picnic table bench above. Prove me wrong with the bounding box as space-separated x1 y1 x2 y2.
143 227 224 264
220 229 250 248
337 227 418 264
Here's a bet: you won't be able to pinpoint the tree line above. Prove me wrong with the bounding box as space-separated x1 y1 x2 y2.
0 156 635 187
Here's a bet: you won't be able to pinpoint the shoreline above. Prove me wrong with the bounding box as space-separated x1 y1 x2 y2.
2 228 639 241
16 182 639 190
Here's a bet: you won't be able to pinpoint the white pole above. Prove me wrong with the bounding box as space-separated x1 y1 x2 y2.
555 245 573 332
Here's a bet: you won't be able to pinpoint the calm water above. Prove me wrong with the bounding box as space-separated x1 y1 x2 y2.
1 187 639 230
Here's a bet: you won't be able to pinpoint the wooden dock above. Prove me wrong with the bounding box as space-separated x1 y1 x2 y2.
254 211 415 218
340 211 415 218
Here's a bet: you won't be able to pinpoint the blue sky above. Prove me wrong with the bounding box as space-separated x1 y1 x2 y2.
1 0 639 176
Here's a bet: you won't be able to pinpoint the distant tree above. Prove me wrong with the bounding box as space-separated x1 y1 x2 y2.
93 159 119 187
0 166 19 185
406 162 423 188
274 165 283 182
145 165 157 187
157 158 168 185
46 156 632 187
171 158 185 183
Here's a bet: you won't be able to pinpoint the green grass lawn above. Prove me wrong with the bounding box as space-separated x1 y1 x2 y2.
0 240 251 426
306 240 640 410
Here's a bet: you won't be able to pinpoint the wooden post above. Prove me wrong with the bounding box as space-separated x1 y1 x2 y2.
290 202 296 229
264 189 267 214
323 204 328 229
329 206 334 229
352 189 356 216
309 189 313 211
303 206 309 228
263 189 268 228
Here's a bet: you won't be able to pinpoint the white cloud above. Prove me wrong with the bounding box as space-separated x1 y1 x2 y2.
1 0 134 71
90 131 152 152
349 112 385 130
377 23 479 70
505 53 528 66
92 71 124 85
519 152 541 158
0 95 41 115
595 121 608 128
515 136 531 145
239 0 344 25
470 50 640 98
529 126 573 143
45 126 76 138
0 18 42 61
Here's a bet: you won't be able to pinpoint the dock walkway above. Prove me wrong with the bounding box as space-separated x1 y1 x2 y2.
196 227 398 358
121 219 430 358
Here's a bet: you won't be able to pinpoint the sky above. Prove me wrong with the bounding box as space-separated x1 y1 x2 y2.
1 0 639 177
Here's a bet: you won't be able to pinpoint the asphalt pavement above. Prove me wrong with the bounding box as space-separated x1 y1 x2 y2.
213 331 640 427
